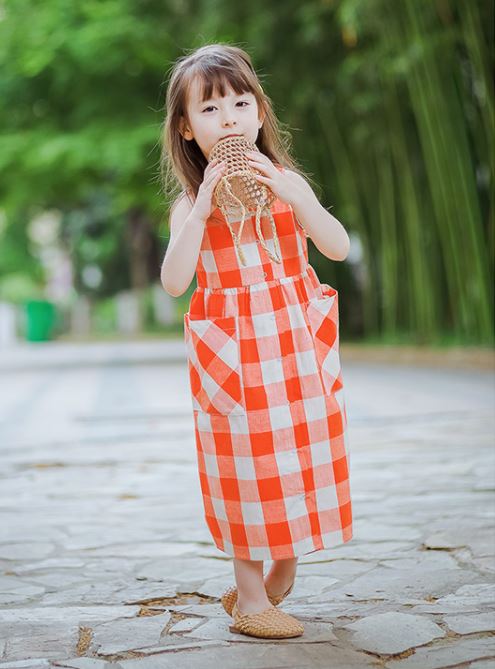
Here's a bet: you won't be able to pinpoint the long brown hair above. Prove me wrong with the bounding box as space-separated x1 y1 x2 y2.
160 43 311 217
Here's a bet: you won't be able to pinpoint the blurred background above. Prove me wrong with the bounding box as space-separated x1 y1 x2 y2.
0 0 493 349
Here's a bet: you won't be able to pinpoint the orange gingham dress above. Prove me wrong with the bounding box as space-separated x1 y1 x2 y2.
183 191 353 560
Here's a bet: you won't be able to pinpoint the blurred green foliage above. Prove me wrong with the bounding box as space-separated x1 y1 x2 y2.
0 0 493 344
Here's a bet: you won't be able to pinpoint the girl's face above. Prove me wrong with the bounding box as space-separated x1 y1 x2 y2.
180 76 265 159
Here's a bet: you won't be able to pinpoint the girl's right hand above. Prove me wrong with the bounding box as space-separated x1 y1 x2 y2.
191 158 227 222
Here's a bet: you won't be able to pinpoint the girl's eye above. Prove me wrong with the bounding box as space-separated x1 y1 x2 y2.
202 101 249 112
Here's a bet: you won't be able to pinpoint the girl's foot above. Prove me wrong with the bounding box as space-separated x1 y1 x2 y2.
265 581 294 599
229 602 304 639
266 580 295 605
236 593 272 615
221 581 294 616
264 575 296 600
264 558 298 600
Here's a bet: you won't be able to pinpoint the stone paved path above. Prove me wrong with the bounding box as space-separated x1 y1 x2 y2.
0 342 494 668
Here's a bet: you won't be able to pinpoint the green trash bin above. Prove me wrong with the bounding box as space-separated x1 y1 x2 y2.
25 300 57 342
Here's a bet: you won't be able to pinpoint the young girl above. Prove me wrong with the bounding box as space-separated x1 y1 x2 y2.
160 43 353 639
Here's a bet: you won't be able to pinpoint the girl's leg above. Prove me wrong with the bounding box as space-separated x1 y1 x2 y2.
264 557 298 596
233 558 272 614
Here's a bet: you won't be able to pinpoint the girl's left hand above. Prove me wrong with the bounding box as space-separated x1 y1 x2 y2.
246 150 298 205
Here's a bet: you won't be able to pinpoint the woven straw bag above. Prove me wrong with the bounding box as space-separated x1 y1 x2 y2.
209 135 282 266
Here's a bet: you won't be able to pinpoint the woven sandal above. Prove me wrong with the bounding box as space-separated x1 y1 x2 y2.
229 601 304 639
221 581 294 617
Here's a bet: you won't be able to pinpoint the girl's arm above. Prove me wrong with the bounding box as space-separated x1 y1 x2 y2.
161 159 227 296
286 171 350 262
160 195 205 297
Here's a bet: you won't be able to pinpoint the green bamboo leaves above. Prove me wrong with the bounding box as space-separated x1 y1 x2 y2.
316 0 493 344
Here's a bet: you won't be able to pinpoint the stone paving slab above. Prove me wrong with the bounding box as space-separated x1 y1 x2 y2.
384 637 495 669
342 611 445 654
0 342 494 667
0 661 54 669
103 642 375 669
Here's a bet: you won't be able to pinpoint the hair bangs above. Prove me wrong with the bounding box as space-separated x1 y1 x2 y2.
188 61 255 105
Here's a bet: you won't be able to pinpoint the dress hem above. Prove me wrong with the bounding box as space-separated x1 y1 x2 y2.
209 531 354 561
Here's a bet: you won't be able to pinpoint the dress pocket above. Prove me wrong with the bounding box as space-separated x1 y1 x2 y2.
305 284 343 395
184 313 244 415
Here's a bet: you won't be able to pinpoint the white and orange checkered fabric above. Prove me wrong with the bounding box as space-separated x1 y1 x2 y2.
183 184 353 560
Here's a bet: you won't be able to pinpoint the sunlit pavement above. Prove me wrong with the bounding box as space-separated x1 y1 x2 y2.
0 340 494 668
